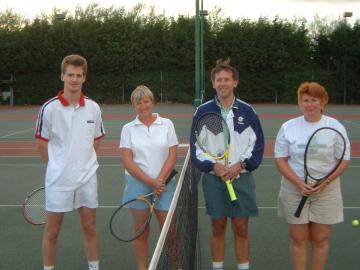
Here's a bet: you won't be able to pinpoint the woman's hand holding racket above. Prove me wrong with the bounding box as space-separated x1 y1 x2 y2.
295 178 315 196
109 169 178 242
151 178 166 197
294 127 346 218
310 181 330 194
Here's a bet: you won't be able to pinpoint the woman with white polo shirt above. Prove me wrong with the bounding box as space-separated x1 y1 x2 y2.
275 82 351 270
119 85 178 270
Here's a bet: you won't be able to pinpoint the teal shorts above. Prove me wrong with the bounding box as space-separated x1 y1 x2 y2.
202 173 258 219
122 174 175 211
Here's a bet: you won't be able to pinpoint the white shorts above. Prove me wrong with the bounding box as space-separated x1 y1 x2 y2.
278 176 343 225
46 175 98 212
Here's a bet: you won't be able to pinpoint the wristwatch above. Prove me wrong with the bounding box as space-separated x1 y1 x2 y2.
240 161 247 170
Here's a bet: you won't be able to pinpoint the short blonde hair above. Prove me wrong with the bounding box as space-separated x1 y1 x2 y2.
297 82 328 107
130 85 154 105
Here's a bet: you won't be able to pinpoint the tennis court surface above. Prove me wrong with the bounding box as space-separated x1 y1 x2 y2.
0 103 359 269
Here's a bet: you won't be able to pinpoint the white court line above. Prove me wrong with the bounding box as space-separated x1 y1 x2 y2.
0 146 172 149
0 164 45 166
2 156 360 160
0 144 190 149
0 164 185 167
1 205 360 209
0 108 38 115
342 119 360 127
2 164 360 168
0 127 34 138
0 148 33 150
179 143 189 147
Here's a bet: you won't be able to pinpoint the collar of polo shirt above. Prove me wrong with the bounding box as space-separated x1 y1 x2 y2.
134 113 163 125
57 90 85 107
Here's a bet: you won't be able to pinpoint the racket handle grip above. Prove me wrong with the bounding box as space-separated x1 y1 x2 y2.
225 180 237 201
165 169 178 184
294 196 308 218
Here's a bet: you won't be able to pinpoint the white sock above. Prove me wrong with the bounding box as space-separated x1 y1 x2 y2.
88 261 99 270
44 266 54 270
238 262 249 270
212 261 223 270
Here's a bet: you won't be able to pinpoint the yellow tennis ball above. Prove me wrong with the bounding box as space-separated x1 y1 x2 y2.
352 219 360 227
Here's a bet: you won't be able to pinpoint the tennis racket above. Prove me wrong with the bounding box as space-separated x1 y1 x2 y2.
194 112 237 201
109 169 178 242
294 127 346 218
22 186 46 225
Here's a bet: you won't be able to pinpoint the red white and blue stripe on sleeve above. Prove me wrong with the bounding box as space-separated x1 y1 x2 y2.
34 97 57 142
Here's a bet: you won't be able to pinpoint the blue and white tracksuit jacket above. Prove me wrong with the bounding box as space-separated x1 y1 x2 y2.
190 97 265 173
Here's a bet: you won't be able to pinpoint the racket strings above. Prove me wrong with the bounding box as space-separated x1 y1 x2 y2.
305 128 346 181
110 199 152 241
295 127 346 218
196 114 225 136
110 170 177 242
23 189 46 224
195 113 229 157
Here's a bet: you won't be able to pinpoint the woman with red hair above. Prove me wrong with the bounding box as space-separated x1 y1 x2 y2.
274 82 351 270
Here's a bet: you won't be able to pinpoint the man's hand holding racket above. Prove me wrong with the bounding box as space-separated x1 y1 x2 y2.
194 112 238 201
218 162 243 182
213 163 227 178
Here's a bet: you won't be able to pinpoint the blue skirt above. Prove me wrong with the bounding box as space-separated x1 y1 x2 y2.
122 174 176 211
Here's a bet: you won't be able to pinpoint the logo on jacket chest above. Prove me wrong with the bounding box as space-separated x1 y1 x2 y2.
237 116 244 125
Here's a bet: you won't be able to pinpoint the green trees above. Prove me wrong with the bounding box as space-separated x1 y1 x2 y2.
0 5 359 104
311 18 360 104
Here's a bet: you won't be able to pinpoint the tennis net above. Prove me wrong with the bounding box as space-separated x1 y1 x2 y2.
149 150 201 270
